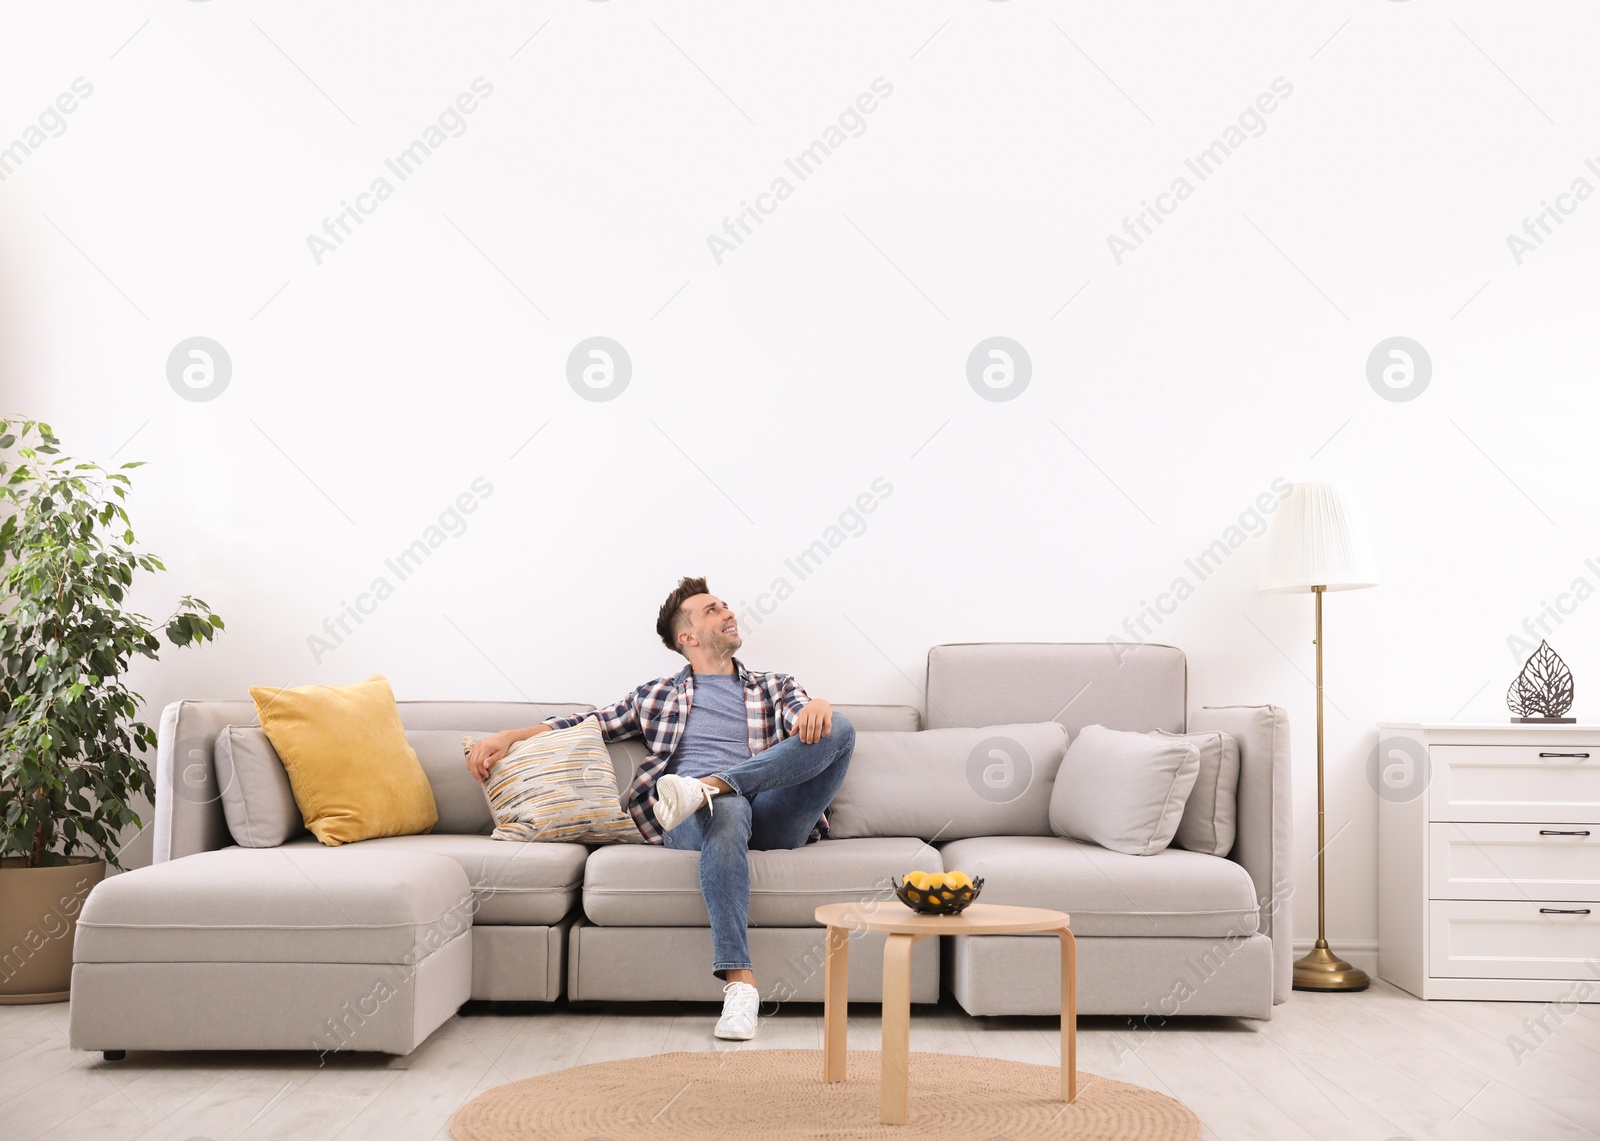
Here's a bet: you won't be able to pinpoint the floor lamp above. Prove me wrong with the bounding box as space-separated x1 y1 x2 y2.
1260 481 1377 992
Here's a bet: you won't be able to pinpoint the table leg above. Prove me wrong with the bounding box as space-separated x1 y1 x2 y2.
880 932 917 1125
1059 927 1077 1103
822 924 849 1084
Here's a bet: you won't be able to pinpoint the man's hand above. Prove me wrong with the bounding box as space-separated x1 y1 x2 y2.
793 699 833 745
466 724 552 781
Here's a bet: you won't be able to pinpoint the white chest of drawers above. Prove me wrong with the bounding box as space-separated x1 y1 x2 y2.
1377 723 1600 1001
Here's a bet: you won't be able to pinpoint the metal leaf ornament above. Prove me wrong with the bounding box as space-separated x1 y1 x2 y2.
1506 640 1575 720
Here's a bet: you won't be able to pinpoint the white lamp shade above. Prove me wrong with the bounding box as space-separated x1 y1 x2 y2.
1259 481 1378 593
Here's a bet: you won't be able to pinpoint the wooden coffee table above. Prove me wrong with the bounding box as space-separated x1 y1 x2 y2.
814 900 1076 1126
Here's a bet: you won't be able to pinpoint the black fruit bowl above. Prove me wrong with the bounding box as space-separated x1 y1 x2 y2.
893 874 984 916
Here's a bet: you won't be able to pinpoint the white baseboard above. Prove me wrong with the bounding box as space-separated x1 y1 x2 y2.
1292 938 1377 978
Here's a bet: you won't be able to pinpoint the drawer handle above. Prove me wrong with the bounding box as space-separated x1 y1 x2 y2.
1539 830 1593 837
1539 908 1592 915
1539 752 1591 758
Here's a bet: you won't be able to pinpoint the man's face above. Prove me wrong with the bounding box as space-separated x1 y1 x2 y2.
680 593 740 656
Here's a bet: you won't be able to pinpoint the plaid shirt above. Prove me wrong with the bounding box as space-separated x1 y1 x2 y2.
542 658 819 845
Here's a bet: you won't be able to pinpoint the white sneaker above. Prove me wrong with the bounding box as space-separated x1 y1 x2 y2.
715 981 759 1040
653 774 715 832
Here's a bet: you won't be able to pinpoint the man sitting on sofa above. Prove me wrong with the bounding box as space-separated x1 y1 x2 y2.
465 575 855 1040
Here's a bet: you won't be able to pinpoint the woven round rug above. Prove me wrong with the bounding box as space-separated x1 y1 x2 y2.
450 1049 1201 1140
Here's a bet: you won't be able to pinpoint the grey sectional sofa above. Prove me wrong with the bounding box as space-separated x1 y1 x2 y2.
68 642 1292 1056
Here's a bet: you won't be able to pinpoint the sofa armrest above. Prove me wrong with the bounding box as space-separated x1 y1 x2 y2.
1189 703 1293 1005
152 700 248 863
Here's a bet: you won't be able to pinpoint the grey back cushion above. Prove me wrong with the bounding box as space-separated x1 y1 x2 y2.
214 726 308 848
1151 728 1240 857
408 731 494 835
215 727 497 847
826 722 1070 841
1048 723 1201 856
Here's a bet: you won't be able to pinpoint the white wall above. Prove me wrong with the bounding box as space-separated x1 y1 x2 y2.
4 2 1597 960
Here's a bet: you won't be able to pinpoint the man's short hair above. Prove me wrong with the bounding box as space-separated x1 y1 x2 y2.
656 575 709 655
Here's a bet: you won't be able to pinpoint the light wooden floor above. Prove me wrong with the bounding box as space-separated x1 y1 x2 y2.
2 981 1597 1140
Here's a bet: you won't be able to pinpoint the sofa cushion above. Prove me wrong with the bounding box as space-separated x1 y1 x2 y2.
938 835 1259 938
1049 723 1200 856
410 731 495 834
1152 728 1240 857
826 723 1069 840
581 836 942 927
283 834 586 925
465 721 643 845
215 726 308 848
74 846 471 964
606 738 653 795
249 675 438 845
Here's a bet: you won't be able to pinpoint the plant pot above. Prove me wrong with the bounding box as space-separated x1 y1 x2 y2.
0 855 106 1004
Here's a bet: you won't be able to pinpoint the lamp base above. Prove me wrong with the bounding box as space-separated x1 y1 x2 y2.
1292 940 1370 992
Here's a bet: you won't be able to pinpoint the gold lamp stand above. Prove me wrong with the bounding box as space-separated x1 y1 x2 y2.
1293 585 1370 992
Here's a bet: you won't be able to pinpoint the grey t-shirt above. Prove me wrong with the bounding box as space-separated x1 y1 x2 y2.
668 673 751 779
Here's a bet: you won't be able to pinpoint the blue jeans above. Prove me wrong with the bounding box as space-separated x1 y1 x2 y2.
662 714 855 978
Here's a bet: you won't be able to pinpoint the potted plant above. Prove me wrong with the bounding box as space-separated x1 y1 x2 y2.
0 418 223 1003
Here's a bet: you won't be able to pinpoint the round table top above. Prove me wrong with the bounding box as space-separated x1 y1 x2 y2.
814 900 1070 935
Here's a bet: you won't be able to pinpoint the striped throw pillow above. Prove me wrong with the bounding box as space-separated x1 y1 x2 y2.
461 721 642 844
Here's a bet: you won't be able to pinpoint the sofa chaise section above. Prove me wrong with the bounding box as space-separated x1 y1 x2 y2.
69 846 472 1055
145 698 598 1005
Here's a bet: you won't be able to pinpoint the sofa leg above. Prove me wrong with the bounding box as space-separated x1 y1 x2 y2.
102 1050 126 1062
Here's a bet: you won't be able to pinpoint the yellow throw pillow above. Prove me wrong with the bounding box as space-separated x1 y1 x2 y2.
462 721 643 844
249 675 438 846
